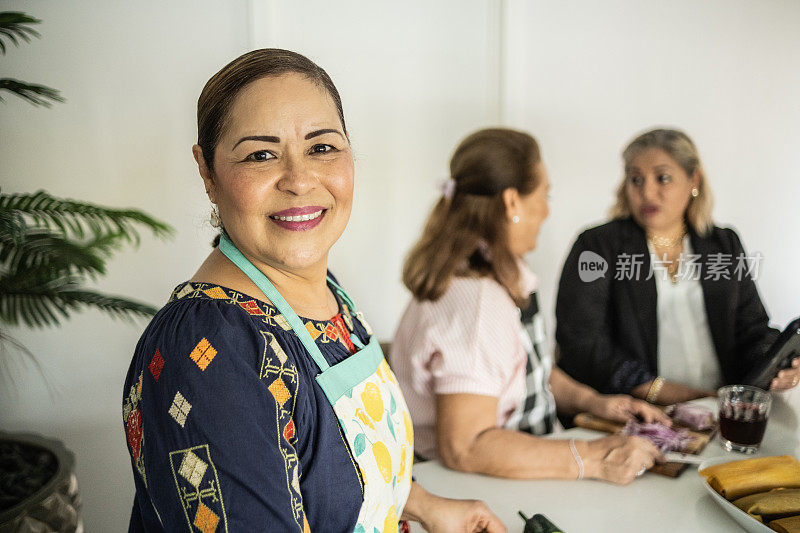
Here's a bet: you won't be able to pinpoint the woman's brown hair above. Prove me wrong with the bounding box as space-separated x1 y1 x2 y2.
403 128 542 305
610 128 713 236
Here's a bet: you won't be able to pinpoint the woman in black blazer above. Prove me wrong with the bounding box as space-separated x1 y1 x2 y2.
555 129 800 404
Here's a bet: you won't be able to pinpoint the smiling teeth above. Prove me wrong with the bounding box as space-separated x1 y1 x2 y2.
272 210 323 222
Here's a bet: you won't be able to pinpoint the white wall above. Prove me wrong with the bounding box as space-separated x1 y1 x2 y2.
1 1 798 530
247 0 505 335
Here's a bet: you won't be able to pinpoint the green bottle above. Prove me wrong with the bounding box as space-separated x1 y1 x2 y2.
518 511 565 533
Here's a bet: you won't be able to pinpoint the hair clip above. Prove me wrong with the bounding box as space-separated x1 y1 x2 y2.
440 178 456 200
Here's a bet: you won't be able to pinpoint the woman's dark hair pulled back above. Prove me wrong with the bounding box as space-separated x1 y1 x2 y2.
196 48 346 168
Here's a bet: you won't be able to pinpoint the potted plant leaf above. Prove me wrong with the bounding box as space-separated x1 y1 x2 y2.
0 12 173 532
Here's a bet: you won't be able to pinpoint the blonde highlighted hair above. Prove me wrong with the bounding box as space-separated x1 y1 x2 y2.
610 128 713 236
402 128 542 305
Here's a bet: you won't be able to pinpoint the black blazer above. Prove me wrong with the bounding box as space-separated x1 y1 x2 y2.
555 217 779 394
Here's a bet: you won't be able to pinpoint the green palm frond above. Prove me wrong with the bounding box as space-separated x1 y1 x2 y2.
0 13 169 373
0 208 24 241
0 272 159 328
1 190 174 243
0 190 174 330
0 229 108 277
0 12 40 54
0 79 64 107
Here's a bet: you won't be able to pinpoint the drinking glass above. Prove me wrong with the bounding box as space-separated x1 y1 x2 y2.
717 385 772 454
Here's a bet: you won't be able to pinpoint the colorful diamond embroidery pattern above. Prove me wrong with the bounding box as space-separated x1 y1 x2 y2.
148 349 165 381
189 338 218 371
324 323 339 341
274 313 291 331
305 321 322 340
168 391 192 427
169 445 228 532
258 332 303 531
239 299 265 315
268 378 291 408
203 286 228 300
174 283 195 299
194 502 220 533
178 450 208 488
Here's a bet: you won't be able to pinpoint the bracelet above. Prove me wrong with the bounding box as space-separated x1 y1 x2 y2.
568 438 584 480
646 376 665 404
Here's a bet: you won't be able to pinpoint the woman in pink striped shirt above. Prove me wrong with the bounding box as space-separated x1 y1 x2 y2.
392 128 669 484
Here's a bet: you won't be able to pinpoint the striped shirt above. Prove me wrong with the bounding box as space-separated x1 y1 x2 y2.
391 263 556 460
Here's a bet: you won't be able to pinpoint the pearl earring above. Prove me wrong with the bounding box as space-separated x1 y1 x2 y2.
210 206 222 228
512 215 520 224
691 188 700 198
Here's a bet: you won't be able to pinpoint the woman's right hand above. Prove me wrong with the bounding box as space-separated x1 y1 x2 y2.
582 435 663 485
403 482 506 533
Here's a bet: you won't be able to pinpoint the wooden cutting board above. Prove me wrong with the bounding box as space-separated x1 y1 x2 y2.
573 413 717 477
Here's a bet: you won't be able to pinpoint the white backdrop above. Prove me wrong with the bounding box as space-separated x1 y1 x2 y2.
1 1 798 530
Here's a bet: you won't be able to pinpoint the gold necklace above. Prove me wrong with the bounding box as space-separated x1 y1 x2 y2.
647 226 686 248
648 224 687 284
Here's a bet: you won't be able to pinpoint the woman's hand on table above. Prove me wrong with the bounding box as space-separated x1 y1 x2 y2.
591 394 672 426
582 435 664 485
770 356 800 391
403 482 506 532
420 496 506 533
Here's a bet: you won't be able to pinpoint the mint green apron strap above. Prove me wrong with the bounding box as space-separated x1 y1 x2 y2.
326 276 356 313
315 336 382 404
218 233 332 372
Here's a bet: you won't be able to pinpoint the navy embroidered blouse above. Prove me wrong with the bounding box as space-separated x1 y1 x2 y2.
123 281 371 532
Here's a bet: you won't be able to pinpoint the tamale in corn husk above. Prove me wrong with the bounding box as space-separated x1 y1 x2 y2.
768 515 800 533
732 489 800 522
699 455 800 500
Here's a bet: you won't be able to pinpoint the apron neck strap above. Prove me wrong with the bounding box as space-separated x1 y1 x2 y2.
218 232 365 371
325 275 359 317
218 233 331 371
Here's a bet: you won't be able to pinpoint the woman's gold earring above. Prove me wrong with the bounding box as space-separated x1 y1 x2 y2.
210 206 222 228
691 188 700 198
512 215 520 224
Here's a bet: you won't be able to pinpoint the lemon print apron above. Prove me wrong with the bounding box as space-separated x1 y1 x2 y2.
219 234 413 533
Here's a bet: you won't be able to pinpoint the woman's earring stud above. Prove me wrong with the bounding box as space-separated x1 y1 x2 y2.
691 188 699 198
512 215 520 224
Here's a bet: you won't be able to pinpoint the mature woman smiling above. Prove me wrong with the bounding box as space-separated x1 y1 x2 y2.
122 49 503 533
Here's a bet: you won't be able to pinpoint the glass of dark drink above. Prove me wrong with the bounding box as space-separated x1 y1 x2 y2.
717 385 772 454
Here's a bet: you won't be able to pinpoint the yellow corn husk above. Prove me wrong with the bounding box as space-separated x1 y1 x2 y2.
699 455 800 500
768 515 800 533
732 489 800 523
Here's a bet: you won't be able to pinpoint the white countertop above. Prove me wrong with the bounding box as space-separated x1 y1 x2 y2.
410 396 800 532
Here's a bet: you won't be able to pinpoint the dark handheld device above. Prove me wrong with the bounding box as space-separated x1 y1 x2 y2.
518 511 565 533
741 317 800 390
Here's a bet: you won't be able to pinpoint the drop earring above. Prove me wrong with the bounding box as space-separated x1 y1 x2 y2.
210 206 222 228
